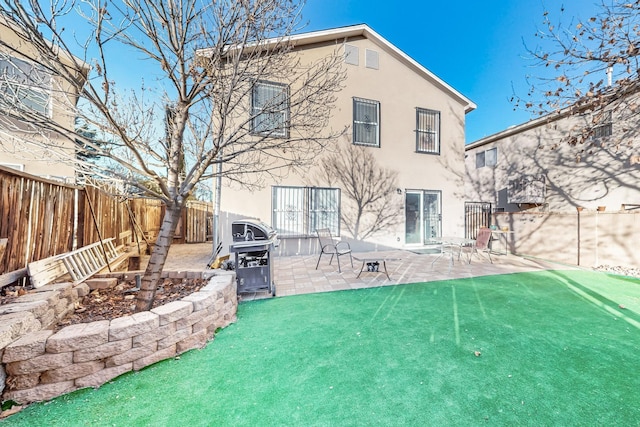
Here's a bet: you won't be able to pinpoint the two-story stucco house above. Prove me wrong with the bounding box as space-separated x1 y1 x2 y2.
0 14 87 182
218 24 476 255
465 97 640 214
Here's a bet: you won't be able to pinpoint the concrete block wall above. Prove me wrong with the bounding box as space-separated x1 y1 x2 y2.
1 271 237 405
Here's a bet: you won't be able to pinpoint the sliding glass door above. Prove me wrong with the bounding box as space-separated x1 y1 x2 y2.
405 190 441 245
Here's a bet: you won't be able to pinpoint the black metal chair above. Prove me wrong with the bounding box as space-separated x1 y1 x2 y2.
315 228 353 273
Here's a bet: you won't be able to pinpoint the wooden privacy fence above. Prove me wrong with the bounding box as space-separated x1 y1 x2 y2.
174 200 213 244
0 167 77 283
81 185 163 249
0 166 212 285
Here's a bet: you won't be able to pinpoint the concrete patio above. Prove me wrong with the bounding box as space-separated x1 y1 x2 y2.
162 243 574 300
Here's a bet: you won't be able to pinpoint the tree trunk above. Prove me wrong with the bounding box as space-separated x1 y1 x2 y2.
135 203 183 312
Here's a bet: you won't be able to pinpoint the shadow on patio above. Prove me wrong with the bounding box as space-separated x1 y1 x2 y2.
161 243 574 300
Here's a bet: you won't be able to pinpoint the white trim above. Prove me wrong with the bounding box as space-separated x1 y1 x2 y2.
0 162 24 171
197 24 476 113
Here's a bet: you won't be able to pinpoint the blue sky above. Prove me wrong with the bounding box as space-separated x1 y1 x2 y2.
301 0 602 143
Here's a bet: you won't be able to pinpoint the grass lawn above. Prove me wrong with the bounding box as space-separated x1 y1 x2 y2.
3 270 640 426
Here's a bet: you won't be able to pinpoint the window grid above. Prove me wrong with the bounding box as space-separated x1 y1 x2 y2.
272 186 340 237
251 81 290 138
592 110 613 139
353 97 380 147
416 108 440 154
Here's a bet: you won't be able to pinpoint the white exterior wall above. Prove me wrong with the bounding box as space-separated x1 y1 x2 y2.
220 29 471 253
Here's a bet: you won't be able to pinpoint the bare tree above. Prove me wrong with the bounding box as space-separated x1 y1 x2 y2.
514 0 640 151
312 140 401 240
0 0 345 311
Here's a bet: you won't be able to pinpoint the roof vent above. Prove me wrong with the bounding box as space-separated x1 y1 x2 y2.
344 44 359 66
365 49 379 70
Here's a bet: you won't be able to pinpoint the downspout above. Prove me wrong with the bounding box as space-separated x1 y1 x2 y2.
212 154 223 255
576 206 582 266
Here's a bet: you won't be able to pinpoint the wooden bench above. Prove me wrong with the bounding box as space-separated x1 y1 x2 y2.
27 238 128 288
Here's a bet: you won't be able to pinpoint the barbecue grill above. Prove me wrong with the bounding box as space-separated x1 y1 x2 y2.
229 219 278 296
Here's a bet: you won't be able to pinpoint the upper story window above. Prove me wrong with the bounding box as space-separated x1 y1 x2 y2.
353 97 380 147
0 54 51 116
251 80 289 138
416 108 440 154
592 110 612 139
476 147 497 168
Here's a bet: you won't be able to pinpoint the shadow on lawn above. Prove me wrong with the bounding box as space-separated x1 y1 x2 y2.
548 270 640 329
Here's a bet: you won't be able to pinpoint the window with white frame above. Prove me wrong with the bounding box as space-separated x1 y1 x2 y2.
0 53 51 116
353 97 380 147
251 80 289 137
416 108 440 154
271 186 340 237
476 147 497 168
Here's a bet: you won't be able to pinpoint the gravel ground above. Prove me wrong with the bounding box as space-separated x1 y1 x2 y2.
594 265 640 278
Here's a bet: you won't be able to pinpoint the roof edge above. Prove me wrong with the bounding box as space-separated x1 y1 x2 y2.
289 24 476 113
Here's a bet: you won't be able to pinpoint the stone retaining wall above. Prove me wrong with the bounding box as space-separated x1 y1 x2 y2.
0 271 236 405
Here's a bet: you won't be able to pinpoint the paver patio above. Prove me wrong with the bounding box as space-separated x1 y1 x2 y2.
162 243 574 299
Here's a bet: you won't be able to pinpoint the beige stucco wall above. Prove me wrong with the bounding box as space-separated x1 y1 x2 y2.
0 19 81 181
221 33 471 250
491 210 640 269
465 110 640 213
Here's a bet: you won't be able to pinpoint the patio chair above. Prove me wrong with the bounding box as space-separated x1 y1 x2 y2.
469 227 493 264
315 228 353 273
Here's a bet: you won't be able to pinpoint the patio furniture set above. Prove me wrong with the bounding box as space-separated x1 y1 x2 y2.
314 227 504 279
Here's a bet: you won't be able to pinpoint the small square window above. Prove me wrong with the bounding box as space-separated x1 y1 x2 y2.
476 148 497 168
486 148 497 167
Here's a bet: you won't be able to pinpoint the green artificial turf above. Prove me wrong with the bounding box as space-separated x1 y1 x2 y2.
3 270 640 426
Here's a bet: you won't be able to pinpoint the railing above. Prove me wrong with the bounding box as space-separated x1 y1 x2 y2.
464 202 492 239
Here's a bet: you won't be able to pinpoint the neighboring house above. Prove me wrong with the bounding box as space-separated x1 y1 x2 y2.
0 14 86 182
218 24 476 255
465 98 640 213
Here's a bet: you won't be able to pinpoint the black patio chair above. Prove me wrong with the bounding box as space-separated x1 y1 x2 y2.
315 228 353 273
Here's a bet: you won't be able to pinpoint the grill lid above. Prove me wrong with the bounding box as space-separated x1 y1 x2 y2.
231 219 276 242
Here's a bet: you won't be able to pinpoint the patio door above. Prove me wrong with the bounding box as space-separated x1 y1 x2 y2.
405 190 441 245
